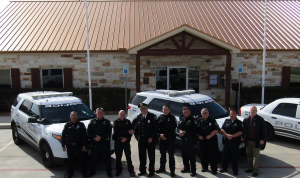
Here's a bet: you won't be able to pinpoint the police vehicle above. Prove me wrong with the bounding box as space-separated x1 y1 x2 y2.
239 98 300 140
127 90 245 152
10 91 114 168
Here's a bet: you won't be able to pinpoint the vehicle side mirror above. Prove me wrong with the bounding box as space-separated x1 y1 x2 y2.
39 118 47 125
28 117 38 123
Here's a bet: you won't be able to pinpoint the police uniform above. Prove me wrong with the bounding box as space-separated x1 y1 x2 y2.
157 113 177 173
177 114 197 174
113 118 134 175
62 121 87 177
87 117 112 176
221 118 243 173
196 116 220 173
133 111 158 174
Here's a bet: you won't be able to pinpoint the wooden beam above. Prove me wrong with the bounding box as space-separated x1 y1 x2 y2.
225 54 231 108
186 37 196 49
182 32 186 49
171 37 181 49
138 49 230 56
136 55 141 92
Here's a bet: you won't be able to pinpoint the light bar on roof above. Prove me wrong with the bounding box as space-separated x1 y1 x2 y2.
168 90 195 97
31 92 73 99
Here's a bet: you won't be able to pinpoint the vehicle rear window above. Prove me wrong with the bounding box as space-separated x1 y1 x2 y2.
131 95 147 106
13 96 21 107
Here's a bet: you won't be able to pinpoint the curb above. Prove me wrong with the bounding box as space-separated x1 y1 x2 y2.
0 124 10 129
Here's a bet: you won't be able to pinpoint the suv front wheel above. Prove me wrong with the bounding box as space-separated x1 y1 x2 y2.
41 142 56 168
12 124 24 145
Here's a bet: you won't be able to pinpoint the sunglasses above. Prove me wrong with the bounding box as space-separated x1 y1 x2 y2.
201 112 208 114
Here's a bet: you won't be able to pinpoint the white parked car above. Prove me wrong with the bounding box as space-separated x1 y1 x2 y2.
127 90 245 152
10 91 114 168
239 98 300 140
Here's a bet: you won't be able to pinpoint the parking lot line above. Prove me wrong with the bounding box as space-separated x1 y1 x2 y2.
0 140 13 153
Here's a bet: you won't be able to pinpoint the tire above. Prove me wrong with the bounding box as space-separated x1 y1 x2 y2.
266 123 274 141
12 124 24 145
40 142 56 168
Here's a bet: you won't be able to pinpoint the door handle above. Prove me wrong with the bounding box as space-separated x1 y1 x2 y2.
271 117 277 119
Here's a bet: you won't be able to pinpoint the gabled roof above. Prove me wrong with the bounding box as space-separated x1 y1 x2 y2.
0 0 299 53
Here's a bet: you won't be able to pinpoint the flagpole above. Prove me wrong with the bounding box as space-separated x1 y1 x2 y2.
262 0 268 104
85 0 92 110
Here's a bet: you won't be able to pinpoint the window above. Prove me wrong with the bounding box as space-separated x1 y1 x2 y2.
0 69 11 88
272 103 297 118
131 95 147 106
20 100 33 115
148 99 170 111
290 67 300 86
30 103 40 117
208 71 226 88
42 69 63 88
170 101 185 116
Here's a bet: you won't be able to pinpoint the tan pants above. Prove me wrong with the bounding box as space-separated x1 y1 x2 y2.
246 140 260 173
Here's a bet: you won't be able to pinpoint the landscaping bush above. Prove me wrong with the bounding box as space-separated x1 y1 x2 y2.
240 86 300 105
0 87 131 112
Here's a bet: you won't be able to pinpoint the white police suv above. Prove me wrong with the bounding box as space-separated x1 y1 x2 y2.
127 90 244 152
239 98 300 140
10 91 114 168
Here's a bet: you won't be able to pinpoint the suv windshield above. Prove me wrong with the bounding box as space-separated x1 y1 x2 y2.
41 102 94 123
185 101 229 119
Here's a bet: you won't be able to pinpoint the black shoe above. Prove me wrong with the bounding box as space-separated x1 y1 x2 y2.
252 173 258 177
87 172 95 177
107 172 113 177
138 172 147 176
201 169 208 172
170 171 175 177
190 172 196 177
129 172 135 177
181 169 190 173
115 171 122 176
148 172 155 177
219 168 227 173
245 169 253 173
156 168 166 173
212 171 217 175
233 172 238 176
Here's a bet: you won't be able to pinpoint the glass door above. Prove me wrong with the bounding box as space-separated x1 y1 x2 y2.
167 66 187 90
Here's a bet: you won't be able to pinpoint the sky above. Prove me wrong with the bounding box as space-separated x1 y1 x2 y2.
0 0 10 13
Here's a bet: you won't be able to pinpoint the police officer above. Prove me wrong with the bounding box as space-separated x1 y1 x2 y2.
133 103 158 177
155 104 177 177
219 108 243 176
178 107 197 177
87 107 113 177
113 110 135 177
196 108 220 175
62 111 87 178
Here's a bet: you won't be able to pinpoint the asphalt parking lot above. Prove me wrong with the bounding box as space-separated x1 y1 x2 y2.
1 128 300 178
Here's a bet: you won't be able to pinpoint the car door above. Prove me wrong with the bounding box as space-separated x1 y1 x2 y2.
148 98 170 118
17 100 39 146
268 103 299 138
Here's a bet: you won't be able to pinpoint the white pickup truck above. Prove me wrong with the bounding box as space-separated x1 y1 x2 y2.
239 98 300 140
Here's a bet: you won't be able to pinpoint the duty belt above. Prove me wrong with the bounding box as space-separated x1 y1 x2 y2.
67 142 83 146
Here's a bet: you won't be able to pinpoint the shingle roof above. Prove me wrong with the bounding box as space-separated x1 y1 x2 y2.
0 0 299 52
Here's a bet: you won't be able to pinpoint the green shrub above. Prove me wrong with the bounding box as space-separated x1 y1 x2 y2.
0 87 130 112
240 86 300 105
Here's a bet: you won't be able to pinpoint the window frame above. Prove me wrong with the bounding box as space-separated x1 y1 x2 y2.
208 71 226 88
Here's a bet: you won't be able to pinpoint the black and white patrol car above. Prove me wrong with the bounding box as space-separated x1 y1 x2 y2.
239 98 300 140
10 91 114 167
127 90 245 151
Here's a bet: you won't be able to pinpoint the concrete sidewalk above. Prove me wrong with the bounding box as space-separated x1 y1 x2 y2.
0 115 119 129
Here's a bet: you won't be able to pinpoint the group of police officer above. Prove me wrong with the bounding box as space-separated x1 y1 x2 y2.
61 103 253 178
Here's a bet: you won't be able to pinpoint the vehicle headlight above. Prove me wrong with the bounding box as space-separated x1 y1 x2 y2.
52 134 62 143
